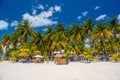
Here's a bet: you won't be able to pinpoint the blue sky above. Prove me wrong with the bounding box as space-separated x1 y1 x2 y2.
0 0 120 40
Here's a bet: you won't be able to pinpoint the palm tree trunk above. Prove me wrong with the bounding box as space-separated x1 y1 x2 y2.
90 32 92 51
103 35 106 54
113 30 117 53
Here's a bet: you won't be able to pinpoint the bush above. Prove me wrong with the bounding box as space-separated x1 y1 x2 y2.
93 56 99 61
110 53 120 62
0 58 3 61
9 57 17 62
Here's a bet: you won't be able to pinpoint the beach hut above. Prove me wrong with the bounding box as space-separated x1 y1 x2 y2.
33 55 44 63
54 54 68 65
51 50 64 61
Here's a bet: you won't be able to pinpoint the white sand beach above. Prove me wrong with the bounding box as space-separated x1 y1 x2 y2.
0 61 120 80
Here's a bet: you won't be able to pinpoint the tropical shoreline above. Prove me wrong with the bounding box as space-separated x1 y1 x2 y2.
0 61 120 80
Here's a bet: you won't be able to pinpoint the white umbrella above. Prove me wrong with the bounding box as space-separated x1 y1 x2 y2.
33 55 43 58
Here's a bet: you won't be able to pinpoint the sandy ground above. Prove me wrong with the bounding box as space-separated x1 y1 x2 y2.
0 61 120 80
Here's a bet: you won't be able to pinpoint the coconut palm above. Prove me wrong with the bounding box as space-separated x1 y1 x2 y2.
69 41 81 54
93 23 112 54
105 36 115 54
18 42 40 58
109 17 119 39
84 18 95 51
33 32 44 54
15 20 35 43
10 32 19 49
1 34 12 57
116 38 120 52
70 23 85 53
51 24 68 53
43 26 54 56
71 23 81 42
109 17 120 52
0 42 3 53
1 32 19 56
1 34 11 48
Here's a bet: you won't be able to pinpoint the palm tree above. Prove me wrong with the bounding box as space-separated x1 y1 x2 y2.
84 18 95 51
69 41 81 54
10 32 19 50
70 23 85 53
1 34 11 48
109 17 120 53
105 36 115 54
33 32 44 54
1 34 11 56
93 23 112 54
0 42 3 53
15 20 35 43
110 17 118 39
43 26 54 56
52 23 68 53
18 42 39 56
116 38 120 52
71 23 81 42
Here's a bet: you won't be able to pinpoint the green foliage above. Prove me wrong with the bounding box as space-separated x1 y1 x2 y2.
43 51 49 62
82 48 92 59
110 53 120 62
9 57 17 62
11 50 19 59
0 17 120 62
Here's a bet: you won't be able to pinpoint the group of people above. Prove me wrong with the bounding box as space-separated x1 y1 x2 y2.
0 53 111 63
69 53 110 62
19 55 44 63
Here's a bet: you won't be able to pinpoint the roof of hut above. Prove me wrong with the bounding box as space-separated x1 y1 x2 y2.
55 54 66 58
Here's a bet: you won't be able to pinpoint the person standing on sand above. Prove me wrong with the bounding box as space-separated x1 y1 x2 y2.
105 54 109 61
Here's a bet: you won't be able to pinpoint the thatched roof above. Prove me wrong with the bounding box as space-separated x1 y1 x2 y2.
55 54 66 58
52 50 64 54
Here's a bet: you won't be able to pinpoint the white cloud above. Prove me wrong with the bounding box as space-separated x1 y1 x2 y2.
49 7 54 11
38 4 44 10
22 5 61 27
0 20 9 30
32 10 37 15
82 11 88 16
77 16 82 20
11 21 18 27
54 5 61 12
94 6 100 10
96 14 107 21
117 14 120 24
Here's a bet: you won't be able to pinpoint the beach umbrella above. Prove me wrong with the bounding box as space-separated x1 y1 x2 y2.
33 55 43 58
